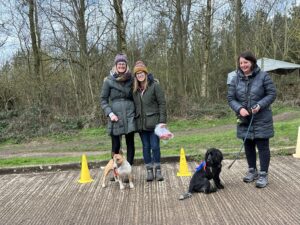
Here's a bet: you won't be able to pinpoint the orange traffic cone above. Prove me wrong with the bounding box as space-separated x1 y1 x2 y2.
177 148 192 176
78 154 94 183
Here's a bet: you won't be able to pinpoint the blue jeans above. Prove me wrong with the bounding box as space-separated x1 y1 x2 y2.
139 131 161 166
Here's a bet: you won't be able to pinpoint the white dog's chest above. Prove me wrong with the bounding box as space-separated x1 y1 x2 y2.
117 161 132 176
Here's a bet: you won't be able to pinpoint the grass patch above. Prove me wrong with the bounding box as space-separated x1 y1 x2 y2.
1 105 299 168
272 103 300 115
169 116 234 130
0 151 141 168
270 118 300 147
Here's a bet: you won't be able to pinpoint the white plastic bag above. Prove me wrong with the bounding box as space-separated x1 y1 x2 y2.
154 124 174 140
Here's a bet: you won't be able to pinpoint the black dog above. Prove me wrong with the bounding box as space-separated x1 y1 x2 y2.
179 148 224 200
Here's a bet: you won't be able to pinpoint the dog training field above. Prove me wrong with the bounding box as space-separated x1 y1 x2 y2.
1 156 300 225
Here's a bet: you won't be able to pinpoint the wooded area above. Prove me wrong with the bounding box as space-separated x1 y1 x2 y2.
0 0 299 135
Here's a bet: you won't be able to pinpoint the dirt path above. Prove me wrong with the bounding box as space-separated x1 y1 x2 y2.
0 111 299 159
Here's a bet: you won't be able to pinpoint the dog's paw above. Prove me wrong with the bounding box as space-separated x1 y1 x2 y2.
216 178 225 189
120 185 125 190
179 192 192 200
129 183 134 189
216 183 224 189
102 183 107 188
209 180 217 192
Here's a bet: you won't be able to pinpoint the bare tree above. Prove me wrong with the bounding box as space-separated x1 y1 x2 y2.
235 0 241 61
174 0 185 94
200 0 212 98
41 0 110 113
28 0 42 83
0 20 7 48
113 0 127 52
0 0 299 121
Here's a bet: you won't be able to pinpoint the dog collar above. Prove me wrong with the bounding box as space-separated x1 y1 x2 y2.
195 161 206 172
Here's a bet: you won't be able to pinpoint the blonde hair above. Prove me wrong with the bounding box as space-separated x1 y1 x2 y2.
133 75 148 93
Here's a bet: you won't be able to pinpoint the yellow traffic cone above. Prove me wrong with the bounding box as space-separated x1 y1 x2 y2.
177 148 192 176
78 154 94 183
293 127 300 158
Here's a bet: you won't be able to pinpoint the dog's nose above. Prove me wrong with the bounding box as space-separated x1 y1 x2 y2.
207 154 212 162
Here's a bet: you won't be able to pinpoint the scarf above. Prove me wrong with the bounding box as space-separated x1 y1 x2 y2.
111 66 132 82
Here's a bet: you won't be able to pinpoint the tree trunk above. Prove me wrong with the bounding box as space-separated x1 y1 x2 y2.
283 10 288 59
73 0 95 106
201 0 212 98
183 0 192 95
28 0 43 106
113 0 127 52
235 0 241 62
175 0 186 95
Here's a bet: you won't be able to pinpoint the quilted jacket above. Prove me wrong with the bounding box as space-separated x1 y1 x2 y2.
227 66 276 139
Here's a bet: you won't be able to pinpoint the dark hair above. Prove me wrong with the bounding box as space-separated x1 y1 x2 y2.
238 51 257 71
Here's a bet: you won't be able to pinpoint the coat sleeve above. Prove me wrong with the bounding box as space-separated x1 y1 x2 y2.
100 78 112 116
227 76 243 114
257 73 276 109
154 82 167 123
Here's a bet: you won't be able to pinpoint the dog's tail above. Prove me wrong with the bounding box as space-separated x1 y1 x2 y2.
179 192 192 200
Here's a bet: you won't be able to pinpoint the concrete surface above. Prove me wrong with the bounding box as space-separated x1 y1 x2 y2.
0 156 300 225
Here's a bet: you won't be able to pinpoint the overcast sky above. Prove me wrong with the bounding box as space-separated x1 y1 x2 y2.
0 0 299 66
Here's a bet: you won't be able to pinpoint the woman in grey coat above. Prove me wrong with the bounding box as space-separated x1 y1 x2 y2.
132 61 167 182
227 51 276 188
100 53 136 166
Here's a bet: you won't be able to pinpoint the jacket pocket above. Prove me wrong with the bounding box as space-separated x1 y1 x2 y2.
110 118 124 136
107 120 113 135
145 112 159 129
127 116 136 133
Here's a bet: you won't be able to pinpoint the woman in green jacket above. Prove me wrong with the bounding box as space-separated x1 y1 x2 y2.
100 53 136 166
132 61 167 182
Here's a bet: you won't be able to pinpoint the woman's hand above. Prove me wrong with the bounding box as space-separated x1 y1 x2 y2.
109 112 119 122
251 104 261 114
111 114 119 122
239 108 250 117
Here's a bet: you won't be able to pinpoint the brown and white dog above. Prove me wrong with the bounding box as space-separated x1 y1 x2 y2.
101 154 134 190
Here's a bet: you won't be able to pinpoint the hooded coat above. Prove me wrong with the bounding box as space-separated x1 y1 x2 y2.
133 74 167 131
100 70 136 135
227 66 276 139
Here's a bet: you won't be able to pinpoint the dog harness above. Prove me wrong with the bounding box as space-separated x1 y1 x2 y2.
195 161 206 172
113 168 119 176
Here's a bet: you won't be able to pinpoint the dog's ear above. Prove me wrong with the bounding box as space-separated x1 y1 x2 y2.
205 148 213 161
219 151 223 161
215 149 223 164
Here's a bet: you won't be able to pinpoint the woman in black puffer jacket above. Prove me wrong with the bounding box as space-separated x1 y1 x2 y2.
227 51 276 188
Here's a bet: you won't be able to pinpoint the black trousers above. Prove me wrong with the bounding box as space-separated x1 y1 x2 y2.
111 132 135 165
244 138 270 172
